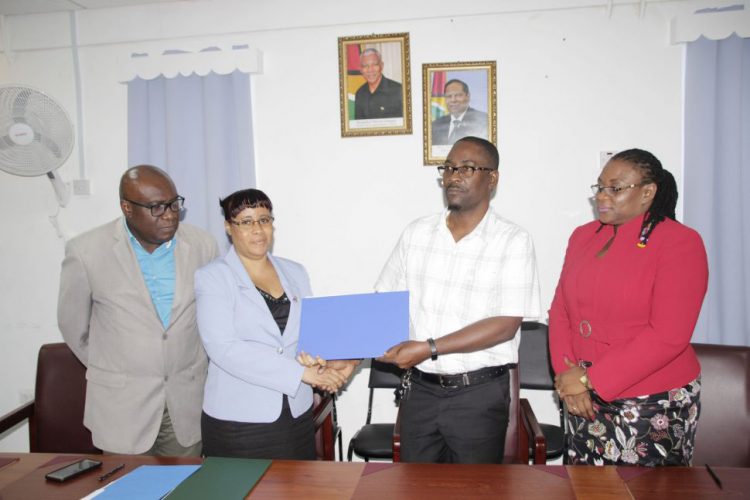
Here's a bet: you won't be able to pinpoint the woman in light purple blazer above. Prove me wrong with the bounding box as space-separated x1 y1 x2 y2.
195 188 352 459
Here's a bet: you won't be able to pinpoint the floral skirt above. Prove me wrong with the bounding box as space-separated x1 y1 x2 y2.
566 378 700 466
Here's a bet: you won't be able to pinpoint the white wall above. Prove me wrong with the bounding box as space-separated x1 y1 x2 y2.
0 0 731 457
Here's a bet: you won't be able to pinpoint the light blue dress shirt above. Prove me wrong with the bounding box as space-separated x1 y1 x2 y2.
125 220 176 329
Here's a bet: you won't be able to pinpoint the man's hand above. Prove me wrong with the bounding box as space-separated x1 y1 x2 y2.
377 340 430 369
323 359 360 381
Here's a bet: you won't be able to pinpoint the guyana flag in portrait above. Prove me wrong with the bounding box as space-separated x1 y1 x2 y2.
431 71 448 120
347 45 366 119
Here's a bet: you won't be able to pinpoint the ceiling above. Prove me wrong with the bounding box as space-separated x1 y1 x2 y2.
0 0 191 17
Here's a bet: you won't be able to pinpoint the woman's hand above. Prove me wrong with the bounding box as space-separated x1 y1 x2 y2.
302 365 347 393
563 391 595 420
296 351 326 368
554 357 589 398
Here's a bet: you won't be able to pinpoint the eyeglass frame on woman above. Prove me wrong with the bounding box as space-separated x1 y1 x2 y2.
590 183 647 196
437 165 495 178
123 195 185 217
228 216 275 228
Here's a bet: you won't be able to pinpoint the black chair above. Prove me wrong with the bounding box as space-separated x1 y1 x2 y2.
518 321 566 463
331 394 344 460
347 359 404 461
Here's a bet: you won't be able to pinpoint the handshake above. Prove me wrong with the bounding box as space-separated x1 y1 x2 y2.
297 352 360 393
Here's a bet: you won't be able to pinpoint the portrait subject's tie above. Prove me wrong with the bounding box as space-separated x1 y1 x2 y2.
449 119 462 141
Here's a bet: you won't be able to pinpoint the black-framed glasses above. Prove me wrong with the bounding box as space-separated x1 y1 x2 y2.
590 184 643 196
124 196 185 217
228 216 275 228
437 165 495 178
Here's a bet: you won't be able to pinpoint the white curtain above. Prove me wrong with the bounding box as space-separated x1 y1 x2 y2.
684 34 750 346
127 71 255 251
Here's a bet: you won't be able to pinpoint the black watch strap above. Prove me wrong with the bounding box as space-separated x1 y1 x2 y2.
427 338 439 361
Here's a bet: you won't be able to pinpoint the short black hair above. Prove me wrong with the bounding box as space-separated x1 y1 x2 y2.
453 136 499 170
444 79 469 95
220 188 273 222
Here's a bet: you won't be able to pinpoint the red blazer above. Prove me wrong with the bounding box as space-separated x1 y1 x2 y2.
549 214 708 401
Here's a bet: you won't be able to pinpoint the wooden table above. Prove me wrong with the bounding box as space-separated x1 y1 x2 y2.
1 453 747 499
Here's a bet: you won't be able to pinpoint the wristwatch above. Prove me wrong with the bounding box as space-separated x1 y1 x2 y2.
578 360 592 389
427 338 439 361
579 371 590 389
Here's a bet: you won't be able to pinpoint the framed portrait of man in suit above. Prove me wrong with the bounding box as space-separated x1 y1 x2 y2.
422 61 497 164
338 32 412 137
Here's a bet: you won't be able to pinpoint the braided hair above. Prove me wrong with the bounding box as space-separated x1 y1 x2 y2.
610 148 678 247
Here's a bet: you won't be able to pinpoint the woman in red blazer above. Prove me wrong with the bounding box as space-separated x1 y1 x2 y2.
550 149 708 466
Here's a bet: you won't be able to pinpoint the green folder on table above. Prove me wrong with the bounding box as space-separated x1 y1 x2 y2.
165 457 271 500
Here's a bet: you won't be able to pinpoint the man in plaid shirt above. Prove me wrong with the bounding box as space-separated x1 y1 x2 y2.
376 136 541 463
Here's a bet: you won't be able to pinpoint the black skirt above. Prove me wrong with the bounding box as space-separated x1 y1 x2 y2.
201 396 316 460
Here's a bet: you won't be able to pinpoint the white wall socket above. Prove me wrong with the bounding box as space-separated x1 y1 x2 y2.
73 179 92 196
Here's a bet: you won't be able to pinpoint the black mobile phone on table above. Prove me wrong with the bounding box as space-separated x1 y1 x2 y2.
45 459 103 482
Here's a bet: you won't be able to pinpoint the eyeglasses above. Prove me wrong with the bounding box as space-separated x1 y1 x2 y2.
124 196 185 217
228 216 275 228
437 165 495 178
590 184 643 196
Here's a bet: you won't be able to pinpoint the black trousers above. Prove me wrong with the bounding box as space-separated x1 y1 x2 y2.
201 396 316 460
400 371 510 464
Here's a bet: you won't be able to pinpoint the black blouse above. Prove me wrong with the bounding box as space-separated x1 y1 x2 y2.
256 287 290 335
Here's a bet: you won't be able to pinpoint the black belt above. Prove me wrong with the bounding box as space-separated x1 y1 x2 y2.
411 364 514 389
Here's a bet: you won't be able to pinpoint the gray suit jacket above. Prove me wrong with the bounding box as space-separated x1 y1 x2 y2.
431 107 489 146
58 218 219 453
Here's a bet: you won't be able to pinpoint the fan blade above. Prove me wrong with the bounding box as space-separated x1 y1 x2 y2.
36 132 63 159
0 135 12 150
12 89 29 118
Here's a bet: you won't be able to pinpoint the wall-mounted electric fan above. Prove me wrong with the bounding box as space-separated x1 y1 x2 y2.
0 85 74 206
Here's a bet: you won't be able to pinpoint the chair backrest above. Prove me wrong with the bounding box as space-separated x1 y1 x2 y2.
31 343 99 454
691 342 750 467
364 360 404 426
369 360 404 389
518 321 554 391
503 363 523 463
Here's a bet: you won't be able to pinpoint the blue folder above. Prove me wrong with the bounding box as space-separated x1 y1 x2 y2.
297 290 409 360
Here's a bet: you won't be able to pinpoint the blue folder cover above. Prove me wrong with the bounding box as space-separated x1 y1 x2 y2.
297 290 409 359
94 465 200 499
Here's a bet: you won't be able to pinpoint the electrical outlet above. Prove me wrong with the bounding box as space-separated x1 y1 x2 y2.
73 179 92 196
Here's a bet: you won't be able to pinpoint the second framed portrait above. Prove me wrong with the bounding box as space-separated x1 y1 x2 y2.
422 61 497 165
338 32 412 137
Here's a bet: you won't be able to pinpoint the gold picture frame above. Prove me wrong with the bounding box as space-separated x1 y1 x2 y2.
422 61 497 165
338 32 412 137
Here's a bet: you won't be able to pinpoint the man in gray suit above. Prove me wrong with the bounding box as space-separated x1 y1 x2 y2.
431 79 489 146
58 165 219 455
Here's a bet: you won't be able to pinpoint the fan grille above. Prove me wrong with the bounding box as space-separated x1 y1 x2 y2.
0 85 74 177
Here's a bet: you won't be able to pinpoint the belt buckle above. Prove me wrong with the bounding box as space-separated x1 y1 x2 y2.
579 320 592 338
439 375 458 389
